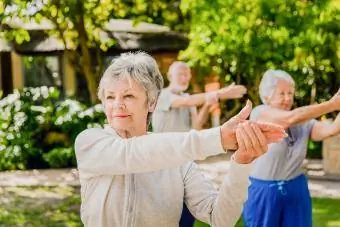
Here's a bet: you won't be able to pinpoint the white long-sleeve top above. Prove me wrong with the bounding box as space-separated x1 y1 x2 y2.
75 125 252 227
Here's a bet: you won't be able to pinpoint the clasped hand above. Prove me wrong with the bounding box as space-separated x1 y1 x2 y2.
221 100 287 164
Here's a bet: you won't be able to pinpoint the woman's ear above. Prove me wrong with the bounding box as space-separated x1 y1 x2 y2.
148 98 158 112
167 73 172 82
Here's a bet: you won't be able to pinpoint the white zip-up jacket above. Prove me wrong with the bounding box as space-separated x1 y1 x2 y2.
75 125 252 227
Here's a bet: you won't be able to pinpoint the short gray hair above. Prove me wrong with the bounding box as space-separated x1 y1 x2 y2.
167 61 190 79
98 52 164 103
259 69 295 104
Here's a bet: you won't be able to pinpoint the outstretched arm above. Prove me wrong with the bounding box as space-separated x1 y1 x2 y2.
171 84 247 108
311 112 340 141
75 127 225 178
191 103 212 130
254 89 340 129
76 101 285 179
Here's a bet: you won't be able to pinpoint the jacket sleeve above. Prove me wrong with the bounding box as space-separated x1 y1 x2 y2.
184 158 252 227
75 127 225 179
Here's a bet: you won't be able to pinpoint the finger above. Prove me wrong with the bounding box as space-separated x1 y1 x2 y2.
265 132 286 143
236 85 247 93
247 122 266 156
240 86 247 94
236 127 246 152
227 83 235 89
234 100 252 121
238 123 254 154
235 127 253 163
250 122 268 154
241 122 263 157
255 121 286 134
234 86 247 97
255 121 285 132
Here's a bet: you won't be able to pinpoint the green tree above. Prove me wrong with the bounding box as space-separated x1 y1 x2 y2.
180 0 340 113
1 0 184 104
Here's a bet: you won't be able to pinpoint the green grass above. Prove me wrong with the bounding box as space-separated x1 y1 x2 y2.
194 198 340 227
0 186 339 227
313 198 340 227
194 219 243 227
0 186 81 227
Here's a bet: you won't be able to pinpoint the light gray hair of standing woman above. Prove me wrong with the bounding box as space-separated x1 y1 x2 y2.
167 61 190 80
97 51 164 125
259 69 295 105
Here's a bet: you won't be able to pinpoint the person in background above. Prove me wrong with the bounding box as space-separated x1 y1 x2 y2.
243 69 340 227
152 61 247 132
152 61 247 227
75 52 286 227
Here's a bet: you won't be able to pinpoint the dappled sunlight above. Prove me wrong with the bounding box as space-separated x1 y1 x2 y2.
0 186 81 226
312 198 340 227
0 169 79 187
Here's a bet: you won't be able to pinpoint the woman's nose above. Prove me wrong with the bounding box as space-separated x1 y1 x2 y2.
284 94 292 101
113 97 125 109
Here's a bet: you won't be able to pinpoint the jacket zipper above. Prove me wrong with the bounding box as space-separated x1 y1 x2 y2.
126 174 135 227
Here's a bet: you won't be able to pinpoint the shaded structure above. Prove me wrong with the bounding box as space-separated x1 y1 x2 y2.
0 19 188 97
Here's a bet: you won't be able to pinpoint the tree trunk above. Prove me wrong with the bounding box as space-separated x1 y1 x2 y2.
78 13 98 104
310 82 316 104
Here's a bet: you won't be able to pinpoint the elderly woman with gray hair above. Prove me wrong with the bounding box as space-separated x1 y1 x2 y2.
75 52 286 227
243 69 340 227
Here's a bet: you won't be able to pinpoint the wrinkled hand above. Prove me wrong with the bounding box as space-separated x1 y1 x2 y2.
217 83 247 100
220 100 286 152
234 122 272 164
205 91 219 105
330 88 340 111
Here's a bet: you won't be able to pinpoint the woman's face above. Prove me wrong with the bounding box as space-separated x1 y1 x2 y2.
103 78 151 133
267 79 295 110
170 66 192 92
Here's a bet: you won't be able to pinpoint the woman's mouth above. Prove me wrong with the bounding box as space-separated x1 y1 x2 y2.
114 114 130 118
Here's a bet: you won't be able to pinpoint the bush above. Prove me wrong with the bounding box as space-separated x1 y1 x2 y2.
0 86 106 171
307 140 322 159
54 100 106 143
43 147 77 168
0 87 59 170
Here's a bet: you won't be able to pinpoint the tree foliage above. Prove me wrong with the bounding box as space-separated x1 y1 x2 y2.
180 0 340 111
1 0 184 103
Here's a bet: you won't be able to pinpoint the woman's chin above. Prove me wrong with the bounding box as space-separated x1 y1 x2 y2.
283 105 293 111
111 122 132 132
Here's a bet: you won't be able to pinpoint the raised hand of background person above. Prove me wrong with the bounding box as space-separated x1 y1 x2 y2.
205 91 220 105
217 83 247 100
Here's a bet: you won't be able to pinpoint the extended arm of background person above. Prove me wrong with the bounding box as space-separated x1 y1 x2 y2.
171 83 247 108
216 83 247 100
171 92 208 108
255 89 340 129
310 112 340 141
191 102 212 130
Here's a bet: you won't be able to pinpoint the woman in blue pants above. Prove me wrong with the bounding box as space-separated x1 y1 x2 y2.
243 69 340 227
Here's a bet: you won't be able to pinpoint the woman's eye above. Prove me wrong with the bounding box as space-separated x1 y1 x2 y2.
106 96 114 100
125 94 134 98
